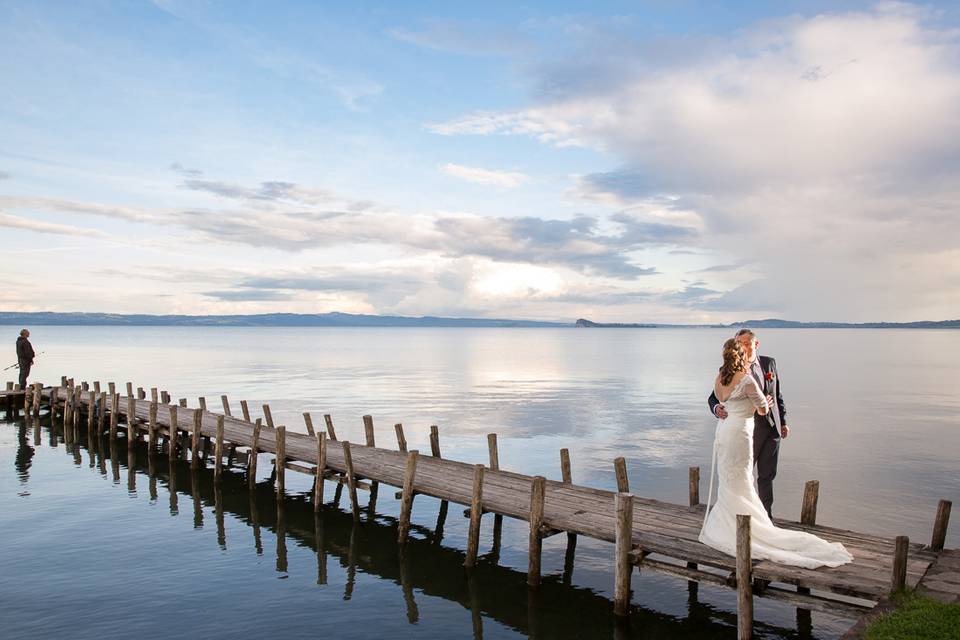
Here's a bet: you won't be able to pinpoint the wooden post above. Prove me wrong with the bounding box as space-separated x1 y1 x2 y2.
614 492 634 617
108 382 116 396
488 433 499 470
240 400 250 422
394 423 407 452
191 409 202 467
50 387 59 419
736 514 753 640
249 418 262 485
161 390 170 405
891 536 909 592
179 398 187 407
528 476 546 588
150 387 158 403
137 387 145 400
220 395 231 417
33 383 42 417
314 433 326 511
214 415 224 482
465 464 485 568
689 467 700 507
275 426 286 496
614 457 629 493
126 397 137 449
342 442 361 521
148 401 158 450
931 500 952 551
362 415 375 447
94 381 101 394
82 381 89 392
87 391 96 431
96 391 106 431
168 405 178 455
801 480 820 526
126 382 133 397
109 391 119 439
429 425 441 458
323 414 337 440
560 448 572 483
398 451 419 544
198 396 207 412
262 404 274 429
303 412 316 437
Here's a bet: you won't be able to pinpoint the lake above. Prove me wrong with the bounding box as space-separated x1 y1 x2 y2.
1 326 958 639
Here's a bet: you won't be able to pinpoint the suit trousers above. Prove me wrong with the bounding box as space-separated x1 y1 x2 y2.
18 361 30 389
753 418 780 518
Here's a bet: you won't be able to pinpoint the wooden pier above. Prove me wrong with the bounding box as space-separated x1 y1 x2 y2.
7 379 954 638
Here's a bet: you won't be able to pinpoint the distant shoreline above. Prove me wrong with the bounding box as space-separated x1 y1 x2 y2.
0 311 957 329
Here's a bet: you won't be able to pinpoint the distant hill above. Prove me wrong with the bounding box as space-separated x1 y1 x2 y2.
575 318 960 329
0 311 566 328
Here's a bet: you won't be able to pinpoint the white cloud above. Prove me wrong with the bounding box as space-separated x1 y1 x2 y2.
439 163 531 187
0 211 108 238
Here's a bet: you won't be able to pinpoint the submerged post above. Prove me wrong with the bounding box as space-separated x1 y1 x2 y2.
398 450 419 544
931 500 952 551
801 480 820 526
465 464 485 569
736 514 753 640
614 492 634 617
892 536 909 592
528 475 546 588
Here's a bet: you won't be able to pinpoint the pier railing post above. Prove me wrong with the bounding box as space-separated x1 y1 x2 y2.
689 467 700 507
465 464 485 569
302 412 316 437
276 426 286 497
109 392 119 440
363 415 375 447
801 480 820 526
528 476 546 588
429 425 441 458
614 492 634 617
191 409 202 467
214 415 224 483
314 433 326 511
248 418 262 485
221 395 231 417
262 404 274 429
736 514 753 640
561 449 577 549
168 405 178 455
931 500 952 551
891 535 909 593
487 434 499 470
126 397 136 449
323 414 337 441
148 401 158 450
394 423 407 452
614 457 629 493
240 400 250 422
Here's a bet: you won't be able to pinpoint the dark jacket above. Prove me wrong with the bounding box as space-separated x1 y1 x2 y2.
16 336 34 364
708 355 787 431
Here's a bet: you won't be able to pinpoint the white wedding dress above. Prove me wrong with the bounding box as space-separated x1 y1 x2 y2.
698 375 853 569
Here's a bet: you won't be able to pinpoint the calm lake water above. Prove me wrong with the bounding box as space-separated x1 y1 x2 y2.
1 327 958 639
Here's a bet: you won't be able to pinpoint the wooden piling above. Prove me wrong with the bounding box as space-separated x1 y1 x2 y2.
302 412 316 437
168 405 179 455
314 433 326 511
198 396 207 412
125 382 133 397
240 400 250 422
394 423 407 452
96 391 106 431
109 391 119 439
323 414 337 440
614 492 634 617
178 398 187 407
249 418 262 485
560 449 578 547
137 387 145 400
342 441 361 521
262 404 274 429
220 395 231 417
488 433 499 470
891 536 909 592
689 467 700 507
191 409 202 467
87 391 96 431
931 500 952 551
430 425 441 458
148 401 158 450
614 457 629 493
528 475 546 588
465 464 485 568
736 514 753 640
214 415 224 482
126 397 137 449
151 388 158 403
108 382 116 396
363 415 375 447
94 381 101 394
276 426 286 496
161 390 170 405
801 480 820 526
398 450 419 544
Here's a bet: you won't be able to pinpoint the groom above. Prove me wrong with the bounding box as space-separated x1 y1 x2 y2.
708 328 789 519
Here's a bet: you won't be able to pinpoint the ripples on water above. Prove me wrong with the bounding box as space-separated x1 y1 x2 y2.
1 326 957 639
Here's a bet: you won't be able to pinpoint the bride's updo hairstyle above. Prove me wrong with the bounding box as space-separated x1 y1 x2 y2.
719 338 748 385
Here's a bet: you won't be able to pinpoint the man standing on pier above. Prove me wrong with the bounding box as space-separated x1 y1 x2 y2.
16 329 35 389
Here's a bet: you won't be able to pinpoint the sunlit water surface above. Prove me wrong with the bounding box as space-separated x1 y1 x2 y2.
1 327 957 639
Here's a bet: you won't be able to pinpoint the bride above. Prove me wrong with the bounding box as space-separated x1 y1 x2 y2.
699 339 853 569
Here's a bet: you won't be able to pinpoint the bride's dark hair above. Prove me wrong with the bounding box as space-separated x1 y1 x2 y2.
719 338 748 386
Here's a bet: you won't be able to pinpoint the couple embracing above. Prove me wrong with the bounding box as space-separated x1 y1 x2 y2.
698 329 853 569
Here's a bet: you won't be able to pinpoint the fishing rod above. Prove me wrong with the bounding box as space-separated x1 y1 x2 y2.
2 351 45 371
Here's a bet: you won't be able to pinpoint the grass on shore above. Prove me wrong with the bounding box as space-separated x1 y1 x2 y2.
864 591 960 640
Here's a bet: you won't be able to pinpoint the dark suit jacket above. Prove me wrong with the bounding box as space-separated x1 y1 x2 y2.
16 336 34 364
708 355 786 432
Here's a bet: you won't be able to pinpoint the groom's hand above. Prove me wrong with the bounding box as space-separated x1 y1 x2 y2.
714 404 728 419
780 424 790 439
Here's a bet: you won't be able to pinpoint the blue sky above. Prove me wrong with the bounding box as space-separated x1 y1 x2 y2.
2 1 959 322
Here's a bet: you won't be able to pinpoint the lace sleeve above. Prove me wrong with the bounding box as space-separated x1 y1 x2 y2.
744 377 769 412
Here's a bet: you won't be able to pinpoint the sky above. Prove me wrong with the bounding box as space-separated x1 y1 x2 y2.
1 1 959 323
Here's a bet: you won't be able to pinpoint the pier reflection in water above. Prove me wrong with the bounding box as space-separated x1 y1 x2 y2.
1 413 847 640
